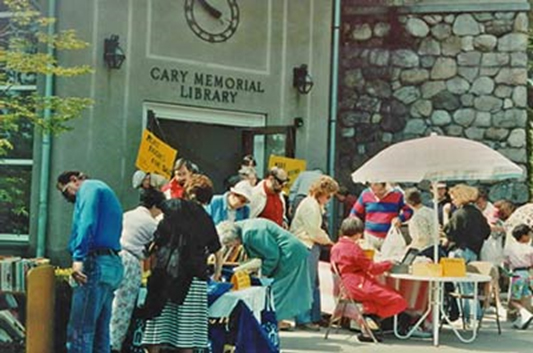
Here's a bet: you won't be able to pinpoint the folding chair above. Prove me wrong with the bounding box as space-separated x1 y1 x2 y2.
449 261 501 334
324 262 379 343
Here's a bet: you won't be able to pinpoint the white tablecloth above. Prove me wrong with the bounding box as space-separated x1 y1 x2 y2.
208 286 267 322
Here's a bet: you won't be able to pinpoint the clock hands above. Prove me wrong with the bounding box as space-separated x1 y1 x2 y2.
197 0 222 19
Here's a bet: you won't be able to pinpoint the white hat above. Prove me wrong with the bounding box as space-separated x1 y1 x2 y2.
230 180 253 202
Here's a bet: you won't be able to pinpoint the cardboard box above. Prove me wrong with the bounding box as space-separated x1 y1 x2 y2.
440 257 466 277
412 263 443 277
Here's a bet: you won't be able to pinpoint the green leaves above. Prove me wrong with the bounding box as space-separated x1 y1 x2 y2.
0 0 94 156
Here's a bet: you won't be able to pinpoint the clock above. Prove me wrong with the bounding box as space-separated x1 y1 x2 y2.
184 0 240 43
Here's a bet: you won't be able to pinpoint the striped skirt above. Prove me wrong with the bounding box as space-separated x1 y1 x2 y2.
141 278 208 349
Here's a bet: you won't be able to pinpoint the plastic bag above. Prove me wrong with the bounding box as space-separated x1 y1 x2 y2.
480 235 503 265
379 226 407 262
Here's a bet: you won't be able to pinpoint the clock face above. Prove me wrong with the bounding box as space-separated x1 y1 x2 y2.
184 0 240 43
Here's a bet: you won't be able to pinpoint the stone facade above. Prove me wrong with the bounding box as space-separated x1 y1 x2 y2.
338 6 530 203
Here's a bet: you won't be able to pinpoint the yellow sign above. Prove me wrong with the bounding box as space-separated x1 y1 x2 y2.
135 130 177 179
267 155 307 193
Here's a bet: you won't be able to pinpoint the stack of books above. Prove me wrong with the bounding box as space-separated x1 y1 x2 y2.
0 257 50 293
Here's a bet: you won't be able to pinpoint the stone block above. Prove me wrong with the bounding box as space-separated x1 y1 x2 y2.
400 69 429 85
352 23 372 41
474 96 502 112
446 77 470 94
458 52 482 67
393 86 421 105
470 77 495 96
391 50 420 68
497 33 528 52
495 68 527 85
431 58 457 80
441 36 462 56
432 23 452 41
421 81 446 99
430 110 452 126
473 35 498 52
453 14 481 36
407 18 430 37
453 108 476 127
507 128 526 147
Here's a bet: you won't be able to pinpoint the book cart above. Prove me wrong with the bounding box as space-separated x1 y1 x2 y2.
0 261 55 353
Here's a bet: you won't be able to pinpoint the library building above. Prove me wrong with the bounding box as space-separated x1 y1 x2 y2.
1 0 532 352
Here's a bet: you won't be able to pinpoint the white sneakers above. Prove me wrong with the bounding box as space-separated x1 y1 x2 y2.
512 308 533 330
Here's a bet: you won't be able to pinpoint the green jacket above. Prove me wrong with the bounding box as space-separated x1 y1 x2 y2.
237 218 309 278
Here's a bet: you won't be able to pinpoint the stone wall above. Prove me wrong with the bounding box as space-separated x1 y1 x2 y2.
337 6 530 203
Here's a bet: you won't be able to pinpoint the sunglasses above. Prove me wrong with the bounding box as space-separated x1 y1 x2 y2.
274 175 288 186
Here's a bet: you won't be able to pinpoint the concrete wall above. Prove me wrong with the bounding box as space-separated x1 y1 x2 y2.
34 0 333 263
337 1 530 202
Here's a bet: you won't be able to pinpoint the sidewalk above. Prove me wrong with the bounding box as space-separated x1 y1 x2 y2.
280 318 533 352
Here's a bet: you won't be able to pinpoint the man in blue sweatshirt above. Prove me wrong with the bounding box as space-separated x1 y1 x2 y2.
57 170 124 353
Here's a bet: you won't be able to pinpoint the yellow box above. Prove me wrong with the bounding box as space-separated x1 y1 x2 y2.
363 249 375 260
440 257 466 277
412 263 443 277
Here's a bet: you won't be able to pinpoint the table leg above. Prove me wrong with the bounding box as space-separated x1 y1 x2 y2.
432 281 440 346
438 281 480 343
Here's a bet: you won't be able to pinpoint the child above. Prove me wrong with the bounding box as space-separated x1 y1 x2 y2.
503 223 533 329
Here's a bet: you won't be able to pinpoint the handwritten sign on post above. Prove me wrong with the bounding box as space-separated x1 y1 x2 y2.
135 130 177 179
268 155 307 193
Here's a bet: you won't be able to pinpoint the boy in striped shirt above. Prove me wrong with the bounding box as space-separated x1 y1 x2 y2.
350 183 413 250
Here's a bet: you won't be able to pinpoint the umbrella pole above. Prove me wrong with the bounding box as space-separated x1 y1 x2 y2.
432 181 440 264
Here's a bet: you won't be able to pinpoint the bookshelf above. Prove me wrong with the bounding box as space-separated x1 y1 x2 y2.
0 263 55 353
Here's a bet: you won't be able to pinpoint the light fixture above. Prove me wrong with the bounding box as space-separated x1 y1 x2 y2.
103 35 126 69
293 64 314 94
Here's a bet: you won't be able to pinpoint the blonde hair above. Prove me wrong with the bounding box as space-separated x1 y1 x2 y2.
449 184 478 206
309 176 339 199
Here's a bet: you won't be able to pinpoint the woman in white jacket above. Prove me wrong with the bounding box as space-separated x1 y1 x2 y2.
290 175 339 330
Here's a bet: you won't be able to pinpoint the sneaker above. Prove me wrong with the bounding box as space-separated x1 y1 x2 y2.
296 323 321 332
409 326 432 339
514 310 533 330
364 317 380 331
278 321 294 331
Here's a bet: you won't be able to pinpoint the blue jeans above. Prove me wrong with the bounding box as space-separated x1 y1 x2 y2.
451 248 481 322
67 254 124 353
296 244 321 325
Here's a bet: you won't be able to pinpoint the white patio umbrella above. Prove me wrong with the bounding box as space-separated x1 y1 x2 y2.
351 133 524 261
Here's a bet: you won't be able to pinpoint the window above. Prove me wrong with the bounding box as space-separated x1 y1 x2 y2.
0 11 37 242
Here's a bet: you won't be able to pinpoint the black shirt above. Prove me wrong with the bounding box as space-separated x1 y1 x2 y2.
444 203 490 255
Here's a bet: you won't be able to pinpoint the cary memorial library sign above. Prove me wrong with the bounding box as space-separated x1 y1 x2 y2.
149 66 265 104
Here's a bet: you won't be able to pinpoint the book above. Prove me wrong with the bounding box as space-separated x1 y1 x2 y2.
0 310 25 341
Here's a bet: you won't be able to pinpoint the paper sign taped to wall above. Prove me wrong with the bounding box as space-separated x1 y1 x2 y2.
268 155 307 193
135 130 177 179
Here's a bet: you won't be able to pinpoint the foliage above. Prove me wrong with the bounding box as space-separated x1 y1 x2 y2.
0 0 94 156
0 0 93 235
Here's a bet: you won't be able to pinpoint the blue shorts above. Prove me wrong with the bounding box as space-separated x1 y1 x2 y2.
511 270 533 300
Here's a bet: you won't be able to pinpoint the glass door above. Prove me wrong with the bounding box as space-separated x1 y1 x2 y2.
242 126 296 177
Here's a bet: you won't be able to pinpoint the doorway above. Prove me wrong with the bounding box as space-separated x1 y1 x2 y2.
143 103 296 193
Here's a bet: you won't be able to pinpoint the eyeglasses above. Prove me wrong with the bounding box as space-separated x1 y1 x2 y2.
61 182 73 199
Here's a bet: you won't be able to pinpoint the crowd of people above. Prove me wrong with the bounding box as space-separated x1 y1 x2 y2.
55 155 533 352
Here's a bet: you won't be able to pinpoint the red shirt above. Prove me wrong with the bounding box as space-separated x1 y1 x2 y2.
259 183 284 226
161 179 185 199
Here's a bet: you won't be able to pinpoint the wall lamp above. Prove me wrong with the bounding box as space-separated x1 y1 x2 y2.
293 64 314 94
103 35 126 69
